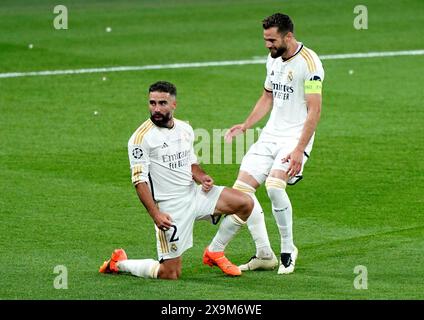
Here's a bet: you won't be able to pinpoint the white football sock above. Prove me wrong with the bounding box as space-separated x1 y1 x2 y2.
117 259 160 278
266 177 295 253
208 214 245 252
233 180 274 259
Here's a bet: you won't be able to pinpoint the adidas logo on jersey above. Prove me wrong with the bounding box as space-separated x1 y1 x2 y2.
162 142 169 149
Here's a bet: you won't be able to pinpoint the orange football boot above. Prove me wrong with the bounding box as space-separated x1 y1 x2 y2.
99 248 127 273
203 247 241 276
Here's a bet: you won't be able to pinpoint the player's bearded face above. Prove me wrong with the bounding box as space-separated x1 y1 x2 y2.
148 91 176 128
264 27 288 58
150 111 172 127
269 43 287 58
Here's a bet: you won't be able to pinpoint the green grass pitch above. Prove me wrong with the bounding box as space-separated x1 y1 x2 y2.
0 0 423 300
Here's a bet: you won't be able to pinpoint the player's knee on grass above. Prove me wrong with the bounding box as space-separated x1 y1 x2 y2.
158 260 181 280
265 177 287 202
158 267 180 280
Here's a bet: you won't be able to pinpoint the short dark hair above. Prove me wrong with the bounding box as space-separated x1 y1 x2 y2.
262 13 294 35
149 81 177 97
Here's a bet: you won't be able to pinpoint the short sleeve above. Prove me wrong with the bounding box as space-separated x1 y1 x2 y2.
303 50 325 94
128 136 150 186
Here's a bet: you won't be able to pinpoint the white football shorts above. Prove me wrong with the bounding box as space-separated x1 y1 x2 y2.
239 139 312 185
154 184 224 261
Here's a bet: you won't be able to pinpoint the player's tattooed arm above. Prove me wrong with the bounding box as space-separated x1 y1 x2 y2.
191 164 214 192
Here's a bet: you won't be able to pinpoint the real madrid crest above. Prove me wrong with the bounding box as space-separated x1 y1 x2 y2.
181 132 191 143
287 70 294 82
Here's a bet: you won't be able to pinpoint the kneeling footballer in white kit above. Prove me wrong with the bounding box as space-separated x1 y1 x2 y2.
99 81 253 279
225 13 324 274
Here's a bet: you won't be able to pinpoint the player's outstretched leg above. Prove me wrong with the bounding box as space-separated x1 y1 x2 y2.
233 179 278 271
99 248 162 279
203 188 253 276
99 248 128 273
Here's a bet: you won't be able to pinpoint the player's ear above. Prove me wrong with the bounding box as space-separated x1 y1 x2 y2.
284 31 293 41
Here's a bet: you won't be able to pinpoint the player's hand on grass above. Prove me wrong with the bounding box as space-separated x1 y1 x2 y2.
224 124 246 143
200 175 214 192
153 211 173 231
282 148 303 177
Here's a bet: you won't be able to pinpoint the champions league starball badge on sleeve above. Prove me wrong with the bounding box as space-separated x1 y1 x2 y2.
132 147 143 159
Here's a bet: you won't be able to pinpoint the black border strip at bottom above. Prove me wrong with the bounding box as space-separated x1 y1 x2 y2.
2 300 421 318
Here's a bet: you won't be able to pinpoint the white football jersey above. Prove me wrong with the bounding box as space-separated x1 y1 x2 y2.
128 118 198 202
261 43 324 144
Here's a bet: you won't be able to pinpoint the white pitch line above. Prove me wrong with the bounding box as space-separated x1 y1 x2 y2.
319 49 424 60
0 49 423 79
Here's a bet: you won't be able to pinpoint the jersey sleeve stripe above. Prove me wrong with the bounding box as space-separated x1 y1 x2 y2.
301 49 316 72
134 120 154 145
301 50 316 72
300 51 313 72
304 48 317 71
135 123 153 145
131 165 143 185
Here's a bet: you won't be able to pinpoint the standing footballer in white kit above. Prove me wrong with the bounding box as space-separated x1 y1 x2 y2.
225 13 324 274
99 81 253 279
